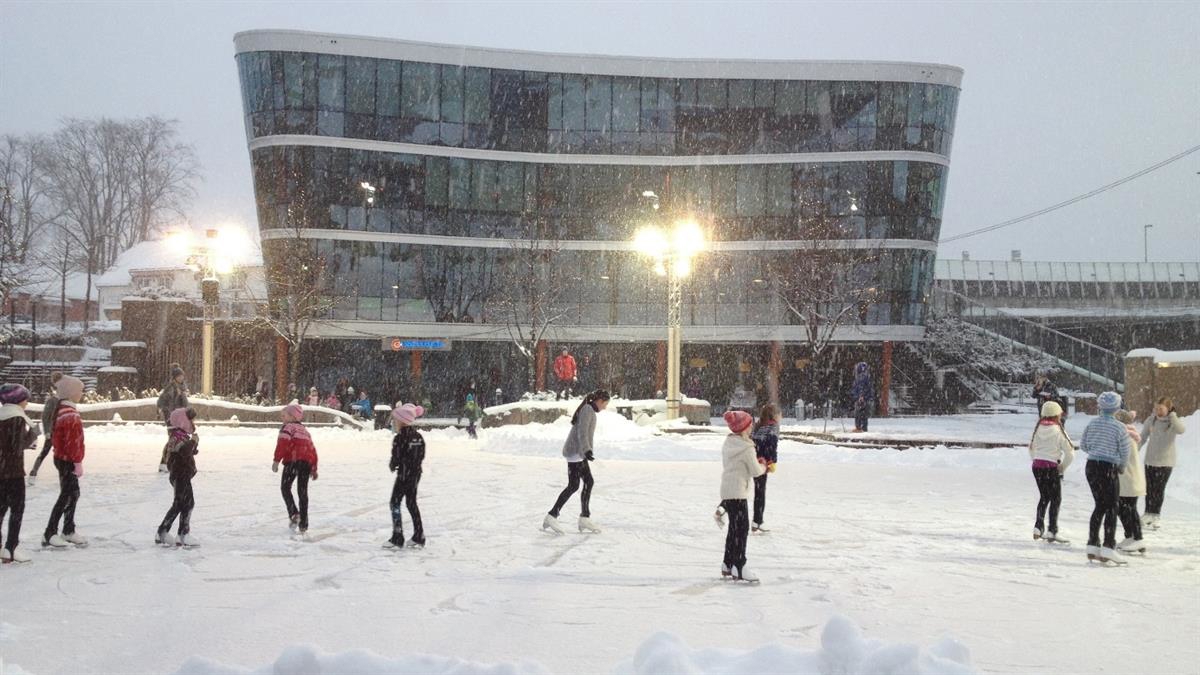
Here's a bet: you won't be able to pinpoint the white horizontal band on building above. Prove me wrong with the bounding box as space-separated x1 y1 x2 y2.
259 228 938 253
248 135 952 167
233 30 964 88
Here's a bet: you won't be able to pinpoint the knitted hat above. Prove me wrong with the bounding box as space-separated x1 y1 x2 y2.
283 402 304 421
0 383 30 405
466 393 475 403
1040 400 1063 418
169 407 196 434
56 376 85 402
393 402 425 425
1097 391 1122 413
724 410 753 434
170 364 184 378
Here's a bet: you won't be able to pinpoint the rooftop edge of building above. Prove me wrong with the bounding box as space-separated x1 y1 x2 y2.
233 29 964 88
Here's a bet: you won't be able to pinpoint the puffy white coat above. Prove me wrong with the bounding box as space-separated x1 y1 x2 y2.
1028 422 1075 472
1119 424 1146 497
721 433 765 500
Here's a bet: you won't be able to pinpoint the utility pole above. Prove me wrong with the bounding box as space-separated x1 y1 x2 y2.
1143 224 1153 263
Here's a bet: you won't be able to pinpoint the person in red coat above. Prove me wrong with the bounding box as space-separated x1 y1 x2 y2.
44 376 87 548
553 348 578 400
272 403 318 535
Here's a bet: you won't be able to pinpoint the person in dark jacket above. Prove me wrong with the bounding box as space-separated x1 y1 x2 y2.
156 364 189 472
850 362 874 432
543 389 610 534
385 402 427 549
28 371 63 483
0 384 40 563
1033 375 1059 417
156 407 199 547
750 404 779 533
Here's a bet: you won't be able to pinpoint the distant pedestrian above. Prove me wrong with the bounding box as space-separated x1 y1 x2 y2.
850 362 874 432
1113 410 1145 554
1079 391 1132 565
351 390 373 421
272 403 318 535
749 404 779 534
1027 400 1074 543
0 384 40 563
385 402 426 550
43 376 87 549
553 348 578 400
306 387 320 406
156 408 199 548
28 371 63 483
459 394 482 439
324 392 340 409
156 364 189 473
543 390 609 534
715 409 766 583
1140 397 1186 530
1033 375 1059 417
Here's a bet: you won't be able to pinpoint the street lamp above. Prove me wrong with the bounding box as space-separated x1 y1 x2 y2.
633 218 706 420
1143 224 1153 263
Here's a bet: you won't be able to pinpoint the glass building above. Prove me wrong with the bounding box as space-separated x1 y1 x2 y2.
234 30 963 410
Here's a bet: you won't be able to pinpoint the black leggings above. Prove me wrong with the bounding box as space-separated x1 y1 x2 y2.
0 478 25 552
549 460 593 518
389 475 424 545
30 437 52 476
45 459 80 539
752 474 768 526
722 499 750 570
1032 466 1061 533
1145 466 1173 515
281 461 312 530
1118 496 1142 540
159 476 194 536
1085 460 1120 549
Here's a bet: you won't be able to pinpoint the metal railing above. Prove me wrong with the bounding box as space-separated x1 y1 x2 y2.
929 287 1124 391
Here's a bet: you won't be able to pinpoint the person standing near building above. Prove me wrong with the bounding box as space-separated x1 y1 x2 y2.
1033 375 1059 417
272 403 318 536
850 362 874 432
1027 400 1074 542
1079 391 1132 565
156 364 189 473
717 409 766 583
385 402 426 550
1113 410 1146 554
459 394 482 439
306 387 320 406
156 408 199 548
750 404 779 534
543 390 609 534
0 384 40 563
351 390 373 421
553 347 578 400
43 375 87 549
1141 397 1186 530
28 371 63 483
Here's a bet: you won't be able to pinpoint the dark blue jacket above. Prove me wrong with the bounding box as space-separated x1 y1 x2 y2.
750 423 779 464
850 362 874 402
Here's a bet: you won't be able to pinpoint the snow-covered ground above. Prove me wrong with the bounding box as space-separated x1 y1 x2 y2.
2 413 1197 674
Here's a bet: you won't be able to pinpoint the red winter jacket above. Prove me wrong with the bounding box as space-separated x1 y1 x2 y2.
273 421 318 471
52 402 85 464
553 354 577 382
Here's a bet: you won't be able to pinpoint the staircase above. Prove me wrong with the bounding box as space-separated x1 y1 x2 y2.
0 361 101 394
928 288 1124 392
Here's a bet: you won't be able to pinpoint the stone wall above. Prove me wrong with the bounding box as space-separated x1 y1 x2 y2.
1124 350 1199 417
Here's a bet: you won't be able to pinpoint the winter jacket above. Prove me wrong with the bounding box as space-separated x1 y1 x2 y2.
157 382 189 422
460 401 482 424
51 401 85 464
553 354 577 382
1079 414 1131 468
273 421 318 471
721 433 766 500
562 402 597 462
1141 413 1186 468
0 404 40 479
1033 381 1059 408
351 397 374 419
390 426 426 482
41 394 59 436
751 422 779 465
850 363 873 402
165 428 199 482
1028 420 1075 472
1119 424 1146 498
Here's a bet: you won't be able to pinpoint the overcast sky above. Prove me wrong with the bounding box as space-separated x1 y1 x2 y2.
3 1 1197 262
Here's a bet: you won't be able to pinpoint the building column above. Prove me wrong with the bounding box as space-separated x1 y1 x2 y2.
535 340 547 391
880 340 893 417
274 336 288 404
767 340 782 412
656 341 667 393
411 351 423 392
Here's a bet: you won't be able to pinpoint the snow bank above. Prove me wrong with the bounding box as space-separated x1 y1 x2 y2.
173 618 974 675
469 408 710 461
1126 348 1200 363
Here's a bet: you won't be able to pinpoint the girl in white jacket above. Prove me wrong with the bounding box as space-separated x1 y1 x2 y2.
1113 410 1146 553
717 410 766 582
1028 401 1074 542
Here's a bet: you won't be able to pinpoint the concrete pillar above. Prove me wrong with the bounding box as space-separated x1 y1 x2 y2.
767 341 782 411
880 341 893 417
411 351 423 390
274 336 288 404
656 341 667 393
1124 356 1155 418
535 340 547 391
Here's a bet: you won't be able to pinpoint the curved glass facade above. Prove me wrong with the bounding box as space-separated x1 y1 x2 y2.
237 51 959 156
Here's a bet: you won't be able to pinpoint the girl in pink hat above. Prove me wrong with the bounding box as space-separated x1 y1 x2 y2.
716 409 765 583
385 402 426 549
272 403 318 535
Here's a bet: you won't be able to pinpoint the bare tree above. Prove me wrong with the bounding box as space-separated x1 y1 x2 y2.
38 226 81 329
0 134 57 304
119 117 200 252
419 246 496 322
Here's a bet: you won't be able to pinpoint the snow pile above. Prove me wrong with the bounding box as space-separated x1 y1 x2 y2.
1126 347 1200 364
470 408 709 461
172 618 974 675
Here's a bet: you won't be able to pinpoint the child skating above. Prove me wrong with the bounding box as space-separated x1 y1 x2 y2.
43 376 87 549
459 394 482 440
27 371 62 484
385 402 426 549
1028 400 1074 543
1079 391 1132 565
717 410 766 583
0 384 41 563
1113 409 1146 554
156 407 199 548
272 403 318 536
750 404 779 533
543 390 609 534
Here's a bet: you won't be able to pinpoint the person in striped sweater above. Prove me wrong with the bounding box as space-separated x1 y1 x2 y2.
1078 391 1132 564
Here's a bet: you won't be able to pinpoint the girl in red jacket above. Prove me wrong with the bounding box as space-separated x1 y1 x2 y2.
43 376 86 548
272 403 318 535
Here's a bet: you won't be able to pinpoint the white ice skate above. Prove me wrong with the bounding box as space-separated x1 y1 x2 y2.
752 523 770 534
406 540 425 550
720 563 732 578
1 546 31 563
176 535 199 548
155 530 175 547
289 514 300 533
159 463 168 474
713 506 726 528
1032 527 1043 540
578 517 601 534
733 565 760 583
1117 539 1146 554
1085 544 1102 561
1044 532 1070 544
25 474 37 486
542 514 565 534
42 534 69 548
63 532 88 546
1143 514 1160 530
1098 547 1127 566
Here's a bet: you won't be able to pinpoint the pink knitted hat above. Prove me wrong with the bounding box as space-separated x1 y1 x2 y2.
392 402 425 425
283 403 304 421
724 410 753 434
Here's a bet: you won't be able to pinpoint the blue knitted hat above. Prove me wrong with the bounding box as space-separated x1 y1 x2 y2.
1097 391 1122 413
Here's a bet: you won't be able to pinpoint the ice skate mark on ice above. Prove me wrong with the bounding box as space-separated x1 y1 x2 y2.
536 539 587 568
781 624 820 638
338 503 383 518
313 573 342 590
431 594 467 615
671 581 714 596
203 572 306 583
